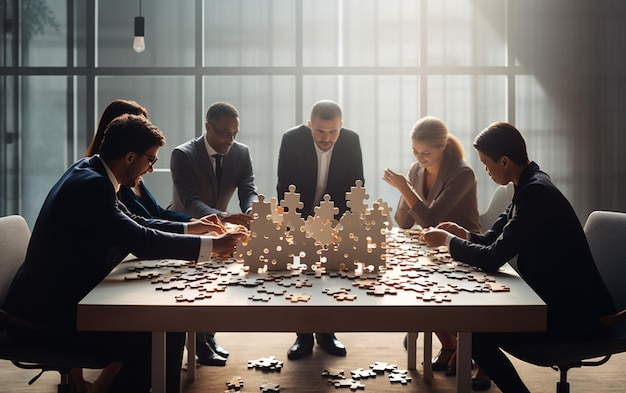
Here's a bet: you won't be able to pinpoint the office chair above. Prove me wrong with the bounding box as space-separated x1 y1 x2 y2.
479 182 515 231
503 210 626 393
0 215 109 393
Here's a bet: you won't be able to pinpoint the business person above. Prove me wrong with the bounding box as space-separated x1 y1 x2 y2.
2 114 243 393
277 99 364 359
383 115 481 378
86 99 230 367
170 101 258 365
422 121 616 392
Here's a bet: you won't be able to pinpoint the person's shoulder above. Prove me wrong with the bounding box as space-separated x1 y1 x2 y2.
339 127 359 138
230 140 251 153
283 124 308 136
174 135 202 152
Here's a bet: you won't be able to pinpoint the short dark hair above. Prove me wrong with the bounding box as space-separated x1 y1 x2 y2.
473 121 528 165
310 100 342 122
98 114 165 160
86 99 148 157
205 101 239 123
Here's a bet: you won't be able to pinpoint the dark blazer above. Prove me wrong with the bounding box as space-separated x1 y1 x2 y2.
277 125 364 219
119 180 192 223
449 162 615 334
170 136 258 217
394 152 481 233
2 156 202 332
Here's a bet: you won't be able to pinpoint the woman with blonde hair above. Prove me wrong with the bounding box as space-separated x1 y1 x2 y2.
383 116 490 390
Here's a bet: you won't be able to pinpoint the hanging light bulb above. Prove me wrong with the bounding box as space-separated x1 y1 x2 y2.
133 16 145 53
132 0 145 53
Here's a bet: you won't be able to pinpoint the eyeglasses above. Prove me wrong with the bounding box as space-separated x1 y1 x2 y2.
141 153 158 168
208 122 238 139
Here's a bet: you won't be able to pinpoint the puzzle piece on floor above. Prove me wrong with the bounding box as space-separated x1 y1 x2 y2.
248 294 272 302
369 361 397 374
350 367 377 379
366 285 398 296
285 293 312 303
321 368 345 378
247 356 283 372
226 376 244 391
389 370 412 384
328 378 365 390
259 382 280 393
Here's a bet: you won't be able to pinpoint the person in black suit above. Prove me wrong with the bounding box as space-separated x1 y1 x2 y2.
277 99 364 360
87 99 230 367
422 121 616 392
2 114 243 393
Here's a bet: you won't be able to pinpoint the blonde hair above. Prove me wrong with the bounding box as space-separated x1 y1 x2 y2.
410 116 465 160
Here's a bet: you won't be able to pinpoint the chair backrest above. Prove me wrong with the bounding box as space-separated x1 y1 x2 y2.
0 215 30 306
479 182 515 231
584 211 626 311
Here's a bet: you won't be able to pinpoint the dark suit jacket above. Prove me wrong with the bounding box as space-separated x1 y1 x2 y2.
119 181 192 223
170 136 257 217
449 162 615 334
394 152 481 233
277 125 364 219
2 156 202 332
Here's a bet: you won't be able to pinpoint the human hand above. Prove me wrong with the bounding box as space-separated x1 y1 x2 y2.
421 227 449 247
222 213 252 229
382 168 409 190
187 215 227 235
212 231 247 257
435 221 468 238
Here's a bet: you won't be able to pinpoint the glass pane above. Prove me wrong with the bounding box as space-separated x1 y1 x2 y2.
302 0 339 66
203 75 296 209
204 0 296 67
20 0 66 66
426 0 506 67
97 0 195 67
21 76 68 226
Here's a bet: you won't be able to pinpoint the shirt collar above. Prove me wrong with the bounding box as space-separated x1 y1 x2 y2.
313 142 334 156
96 154 121 193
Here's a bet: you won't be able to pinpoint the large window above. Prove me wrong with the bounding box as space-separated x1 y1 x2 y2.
3 0 625 226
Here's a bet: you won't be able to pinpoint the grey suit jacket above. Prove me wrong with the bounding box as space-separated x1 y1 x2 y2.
170 135 257 217
394 152 481 233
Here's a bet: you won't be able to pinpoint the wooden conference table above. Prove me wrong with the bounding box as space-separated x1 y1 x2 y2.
77 229 546 393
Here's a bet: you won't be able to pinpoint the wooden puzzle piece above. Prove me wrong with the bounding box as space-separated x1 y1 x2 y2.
174 291 211 302
449 282 491 292
345 180 369 216
366 284 397 296
321 368 345 378
416 292 452 303
248 294 272 302
328 378 365 390
259 383 280 393
388 370 412 384
350 367 377 379
322 288 352 296
257 286 287 295
315 194 340 220
352 278 379 290
333 293 357 301
369 361 397 374
279 185 304 231
226 376 244 391
285 293 312 303
154 282 187 291
431 284 459 294
486 282 510 292
247 356 283 372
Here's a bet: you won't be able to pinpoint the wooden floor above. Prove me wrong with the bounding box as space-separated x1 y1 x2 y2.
2 332 626 393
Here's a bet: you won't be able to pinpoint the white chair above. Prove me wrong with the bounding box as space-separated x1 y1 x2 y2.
479 182 515 231
0 215 109 393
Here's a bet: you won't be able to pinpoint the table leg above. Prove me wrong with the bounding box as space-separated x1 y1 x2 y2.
422 331 433 382
152 332 166 393
186 332 196 380
456 332 472 393
406 332 418 370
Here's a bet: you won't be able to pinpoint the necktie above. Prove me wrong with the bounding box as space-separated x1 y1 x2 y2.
212 154 223 191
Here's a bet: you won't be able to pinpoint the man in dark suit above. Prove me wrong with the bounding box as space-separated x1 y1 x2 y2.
2 114 242 393
422 122 615 393
170 101 258 365
277 99 364 360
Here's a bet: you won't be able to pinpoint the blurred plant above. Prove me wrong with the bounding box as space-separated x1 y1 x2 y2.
2 0 59 40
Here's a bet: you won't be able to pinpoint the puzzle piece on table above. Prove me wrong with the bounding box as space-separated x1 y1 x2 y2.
486 282 510 292
174 291 211 302
248 294 272 302
322 288 352 296
352 278 379 290
285 293 312 303
154 282 188 291
247 356 283 372
237 278 267 287
226 376 244 391
328 378 365 390
198 283 227 293
431 284 459 294
321 368 345 378
467 273 496 283
416 292 452 303
398 283 428 293
369 361 397 374
350 367 377 379
444 271 470 280
124 271 161 280
345 180 369 216
333 293 357 301
150 275 179 284
389 370 412 384
366 285 397 296
260 383 280 393
450 282 491 292
257 286 287 295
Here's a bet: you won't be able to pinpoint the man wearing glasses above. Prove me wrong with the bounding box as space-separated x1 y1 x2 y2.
170 101 258 366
